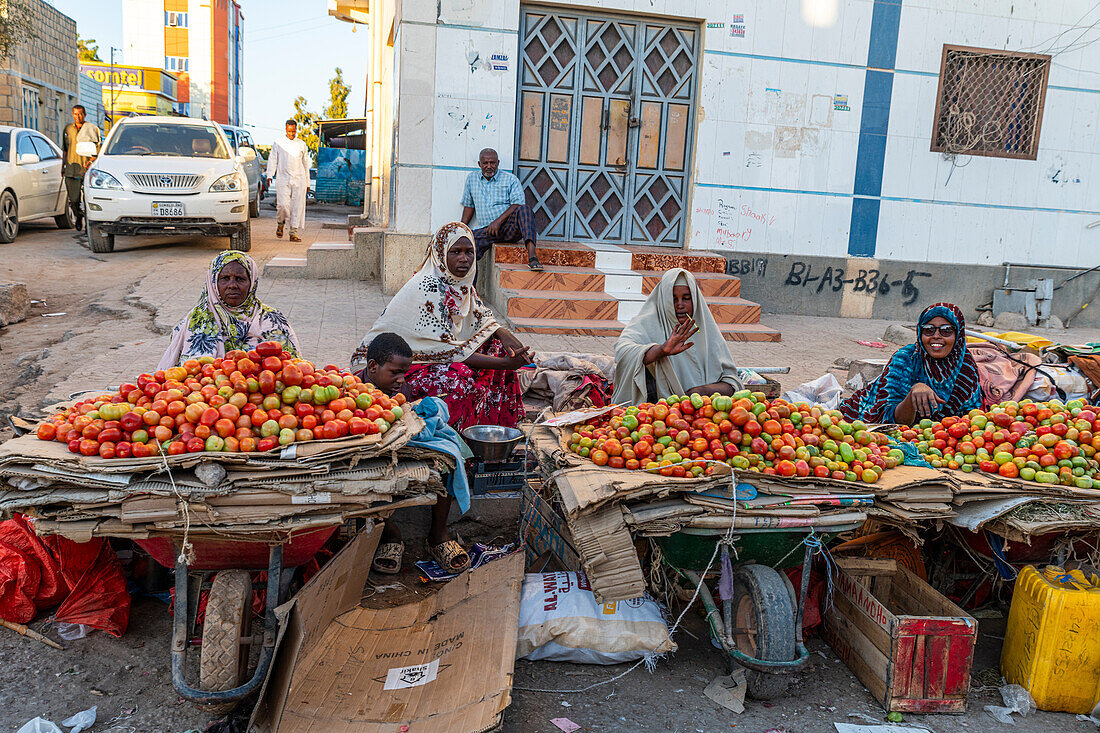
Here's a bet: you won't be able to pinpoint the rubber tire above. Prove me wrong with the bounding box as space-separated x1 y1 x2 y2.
229 221 251 251
55 201 76 229
729 563 797 700
0 191 18 243
248 196 259 218
199 569 253 713
87 222 115 253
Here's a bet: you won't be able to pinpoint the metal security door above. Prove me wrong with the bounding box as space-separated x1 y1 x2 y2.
516 7 699 246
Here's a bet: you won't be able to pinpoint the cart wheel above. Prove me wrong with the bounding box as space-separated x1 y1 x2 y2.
199 570 253 713
730 564 796 700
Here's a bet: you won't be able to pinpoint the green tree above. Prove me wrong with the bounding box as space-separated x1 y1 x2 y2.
78 36 102 62
324 67 350 120
292 96 319 158
0 0 37 60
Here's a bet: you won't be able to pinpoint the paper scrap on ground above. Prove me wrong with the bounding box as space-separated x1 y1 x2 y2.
551 718 582 733
857 340 889 348
704 670 747 713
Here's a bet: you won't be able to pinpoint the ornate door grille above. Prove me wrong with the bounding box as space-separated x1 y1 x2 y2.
516 7 699 245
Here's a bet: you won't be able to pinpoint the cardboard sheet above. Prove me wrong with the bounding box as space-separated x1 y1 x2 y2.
250 529 523 733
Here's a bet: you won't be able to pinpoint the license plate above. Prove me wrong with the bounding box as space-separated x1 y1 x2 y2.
151 201 185 216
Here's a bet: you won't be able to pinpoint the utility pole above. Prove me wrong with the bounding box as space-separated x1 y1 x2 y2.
108 47 122 128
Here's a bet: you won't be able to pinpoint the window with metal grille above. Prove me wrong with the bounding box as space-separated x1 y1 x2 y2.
931 45 1051 160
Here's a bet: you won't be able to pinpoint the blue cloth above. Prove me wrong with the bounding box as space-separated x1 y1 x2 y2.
460 169 525 226
893 440 934 468
409 397 475 513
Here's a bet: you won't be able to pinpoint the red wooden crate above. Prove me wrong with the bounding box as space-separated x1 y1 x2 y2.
822 558 977 713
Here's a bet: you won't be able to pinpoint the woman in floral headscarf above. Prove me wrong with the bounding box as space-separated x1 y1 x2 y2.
840 302 984 425
352 221 531 430
158 251 300 369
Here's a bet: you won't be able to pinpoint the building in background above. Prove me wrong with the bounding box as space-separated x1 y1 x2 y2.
79 61 178 124
77 72 105 129
0 0 78 144
122 0 243 124
327 0 1100 325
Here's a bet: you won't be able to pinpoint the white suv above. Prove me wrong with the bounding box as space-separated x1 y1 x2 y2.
82 116 254 253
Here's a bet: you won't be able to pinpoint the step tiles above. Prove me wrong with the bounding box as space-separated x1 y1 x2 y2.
496 242 747 324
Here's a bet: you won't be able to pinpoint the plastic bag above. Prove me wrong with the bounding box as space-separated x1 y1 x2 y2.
15 719 62 733
55 622 91 641
46 537 130 637
1026 365 1089 401
984 683 1035 725
61 706 96 733
782 373 843 410
516 572 675 665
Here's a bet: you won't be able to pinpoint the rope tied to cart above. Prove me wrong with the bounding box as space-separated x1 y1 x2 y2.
158 448 196 566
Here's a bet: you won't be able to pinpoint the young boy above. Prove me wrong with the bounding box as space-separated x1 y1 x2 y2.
359 332 471 574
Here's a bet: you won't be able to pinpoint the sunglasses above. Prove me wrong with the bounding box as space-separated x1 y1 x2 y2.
919 324 957 337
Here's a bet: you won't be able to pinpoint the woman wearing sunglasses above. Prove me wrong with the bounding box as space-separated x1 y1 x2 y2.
840 302 985 425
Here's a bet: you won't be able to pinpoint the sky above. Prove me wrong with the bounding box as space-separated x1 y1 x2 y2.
47 0 369 146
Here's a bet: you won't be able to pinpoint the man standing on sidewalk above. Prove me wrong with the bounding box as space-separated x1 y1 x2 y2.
61 104 101 231
267 119 310 242
460 148 542 270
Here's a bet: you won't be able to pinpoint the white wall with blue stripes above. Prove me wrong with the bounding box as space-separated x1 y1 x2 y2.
397 0 1100 265
685 0 1100 266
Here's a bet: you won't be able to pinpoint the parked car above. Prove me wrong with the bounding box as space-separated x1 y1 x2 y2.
0 125 75 243
82 116 254 253
219 124 263 215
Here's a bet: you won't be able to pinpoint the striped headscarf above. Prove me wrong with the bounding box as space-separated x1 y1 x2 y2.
840 303 983 423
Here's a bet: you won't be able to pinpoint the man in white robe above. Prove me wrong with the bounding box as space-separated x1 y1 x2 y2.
267 119 310 242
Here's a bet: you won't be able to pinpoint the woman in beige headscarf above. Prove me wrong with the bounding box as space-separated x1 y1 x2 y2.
352 221 533 430
612 268 741 404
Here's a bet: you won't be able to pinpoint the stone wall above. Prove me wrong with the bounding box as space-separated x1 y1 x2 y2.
0 0 78 143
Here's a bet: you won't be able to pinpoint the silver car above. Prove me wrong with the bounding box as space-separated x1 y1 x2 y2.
219 124 262 217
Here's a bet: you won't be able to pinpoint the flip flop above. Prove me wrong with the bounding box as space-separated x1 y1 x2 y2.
426 539 471 573
528 255 544 272
371 541 404 574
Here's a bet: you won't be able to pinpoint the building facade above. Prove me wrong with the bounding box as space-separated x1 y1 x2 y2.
0 0 79 144
345 0 1100 275
79 62 179 121
122 0 243 124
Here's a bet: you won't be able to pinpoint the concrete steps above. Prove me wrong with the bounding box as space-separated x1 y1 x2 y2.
485 242 780 342
263 228 382 281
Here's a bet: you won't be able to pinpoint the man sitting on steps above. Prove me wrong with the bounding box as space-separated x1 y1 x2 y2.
460 148 543 271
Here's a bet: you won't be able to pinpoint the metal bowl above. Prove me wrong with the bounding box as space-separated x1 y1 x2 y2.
461 425 524 463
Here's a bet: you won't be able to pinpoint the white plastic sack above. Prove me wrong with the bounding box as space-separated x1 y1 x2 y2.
15 720 62 733
1026 366 1090 402
61 707 96 733
783 373 844 410
516 572 675 665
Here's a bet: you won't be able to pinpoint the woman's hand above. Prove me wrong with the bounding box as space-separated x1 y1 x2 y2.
502 345 534 370
908 383 944 417
495 328 525 354
660 318 699 358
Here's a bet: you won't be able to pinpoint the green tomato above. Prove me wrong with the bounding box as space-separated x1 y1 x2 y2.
204 435 224 452
278 427 296 445
131 429 149 444
281 385 301 405
299 388 314 404
261 419 280 437
391 405 403 420
355 392 373 409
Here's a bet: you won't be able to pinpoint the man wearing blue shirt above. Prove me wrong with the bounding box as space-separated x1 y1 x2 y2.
460 148 543 270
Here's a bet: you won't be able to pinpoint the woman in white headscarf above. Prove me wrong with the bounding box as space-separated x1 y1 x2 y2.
612 268 741 404
352 221 533 430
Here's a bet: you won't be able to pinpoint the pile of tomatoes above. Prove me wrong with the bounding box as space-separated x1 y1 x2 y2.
895 399 1100 489
34 341 405 459
567 390 904 483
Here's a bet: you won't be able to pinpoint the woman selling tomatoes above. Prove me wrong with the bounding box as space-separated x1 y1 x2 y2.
840 302 985 425
612 268 741 404
351 221 532 431
158 251 300 369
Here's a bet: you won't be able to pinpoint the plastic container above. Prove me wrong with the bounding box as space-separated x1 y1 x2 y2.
1001 564 1100 714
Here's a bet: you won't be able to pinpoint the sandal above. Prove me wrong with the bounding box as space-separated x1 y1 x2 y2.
427 539 471 573
528 255 544 272
371 541 404 574
275 222 284 238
